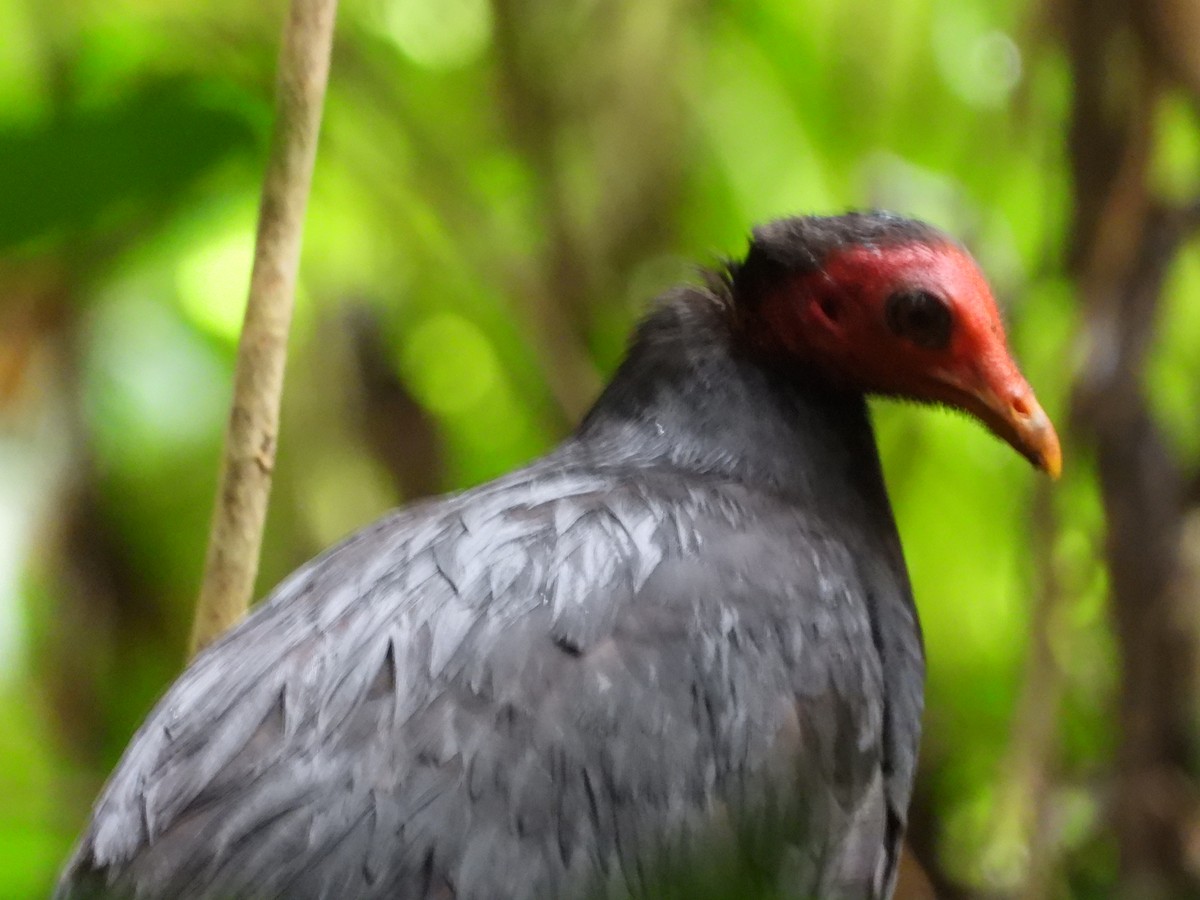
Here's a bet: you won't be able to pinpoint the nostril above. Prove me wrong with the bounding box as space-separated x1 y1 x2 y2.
1011 395 1031 418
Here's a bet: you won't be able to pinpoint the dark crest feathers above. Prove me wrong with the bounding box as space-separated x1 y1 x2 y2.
723 211 949 309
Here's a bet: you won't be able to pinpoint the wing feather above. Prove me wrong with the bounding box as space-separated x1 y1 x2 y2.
59 465 913 900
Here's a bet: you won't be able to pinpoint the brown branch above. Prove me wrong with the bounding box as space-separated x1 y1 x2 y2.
1132 0 1200 101
189 0 339 656
488 0 688 423
490 0 602 422
1077 202 1200 899
1064 0 1200 891
343 304 445 502
1011 484 1067 900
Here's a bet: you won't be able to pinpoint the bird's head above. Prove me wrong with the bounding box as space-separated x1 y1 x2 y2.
731 213 1061 477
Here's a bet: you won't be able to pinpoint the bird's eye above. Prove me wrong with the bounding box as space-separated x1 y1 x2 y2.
884 289 953 350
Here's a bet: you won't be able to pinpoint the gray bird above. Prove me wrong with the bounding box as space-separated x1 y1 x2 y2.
57 213 1060 900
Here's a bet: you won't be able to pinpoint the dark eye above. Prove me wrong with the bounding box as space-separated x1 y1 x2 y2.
885 289 953 350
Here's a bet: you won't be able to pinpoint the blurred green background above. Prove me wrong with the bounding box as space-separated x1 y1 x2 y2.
3 0 1199 897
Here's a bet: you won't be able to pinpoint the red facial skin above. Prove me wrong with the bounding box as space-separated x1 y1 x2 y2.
753 240 1061 477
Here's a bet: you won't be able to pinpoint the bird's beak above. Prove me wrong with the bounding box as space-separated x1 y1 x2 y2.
936 367 1062 478
972 383 1061 478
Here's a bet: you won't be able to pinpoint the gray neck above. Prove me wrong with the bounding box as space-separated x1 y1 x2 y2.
574 287 894 525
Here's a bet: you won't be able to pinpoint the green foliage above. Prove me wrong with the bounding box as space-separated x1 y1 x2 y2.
0 78 261 253
0 0 1189 896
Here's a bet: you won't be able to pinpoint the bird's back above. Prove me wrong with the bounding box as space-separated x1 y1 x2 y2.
58 453 907 899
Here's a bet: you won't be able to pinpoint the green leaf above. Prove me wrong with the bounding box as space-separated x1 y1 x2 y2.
0 78 260 253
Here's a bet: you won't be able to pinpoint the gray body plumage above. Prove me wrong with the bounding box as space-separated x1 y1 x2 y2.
58 284 925 899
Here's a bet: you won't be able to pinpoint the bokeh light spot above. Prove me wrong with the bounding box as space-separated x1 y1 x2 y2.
304 450 397 548
374 0 492 70
175 227 255 342
933 3 1022 108
400 312 500 416
87 293 230 464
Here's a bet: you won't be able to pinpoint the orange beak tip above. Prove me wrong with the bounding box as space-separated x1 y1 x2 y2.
1040 441 1063 480
1022 410 1062 480
967 382 1062 481
1041 427 1060 480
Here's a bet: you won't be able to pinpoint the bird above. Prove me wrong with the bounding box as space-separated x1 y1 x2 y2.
57 212 1060 900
